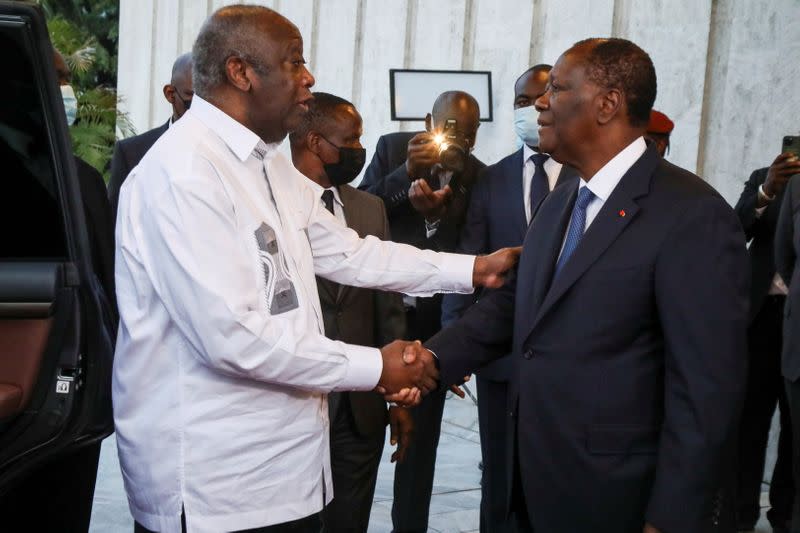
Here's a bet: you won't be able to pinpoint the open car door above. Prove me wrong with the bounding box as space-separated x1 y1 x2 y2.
0 0 115 494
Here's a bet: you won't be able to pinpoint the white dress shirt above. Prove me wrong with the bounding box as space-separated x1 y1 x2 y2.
113 96 474 533
522 144 563 224
307 180 346 225
554 137 647 261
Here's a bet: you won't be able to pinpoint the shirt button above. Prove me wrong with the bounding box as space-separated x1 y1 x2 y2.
523 348 533 360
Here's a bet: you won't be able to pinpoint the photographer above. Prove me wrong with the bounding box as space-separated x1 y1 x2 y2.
359 90 484 533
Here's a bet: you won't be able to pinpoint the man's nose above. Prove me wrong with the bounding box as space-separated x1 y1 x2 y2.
534 89 550 112
303 66 315 88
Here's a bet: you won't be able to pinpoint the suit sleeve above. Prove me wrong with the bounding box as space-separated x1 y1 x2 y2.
373 200 407 345
775 176 797 284
426 270 516 386
359 135 413 214
441 173 489 326
645 195 749 532
733 169 765 241
108 141 130 222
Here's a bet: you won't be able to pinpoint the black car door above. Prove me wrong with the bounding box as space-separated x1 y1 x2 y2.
0 1 115 492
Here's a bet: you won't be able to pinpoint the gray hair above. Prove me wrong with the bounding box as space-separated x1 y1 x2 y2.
192 4 278 97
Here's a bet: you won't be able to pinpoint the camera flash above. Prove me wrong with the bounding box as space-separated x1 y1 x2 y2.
433 134 445 145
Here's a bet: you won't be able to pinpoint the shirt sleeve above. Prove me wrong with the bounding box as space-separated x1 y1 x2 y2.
303 182 475 297
126 155 381 393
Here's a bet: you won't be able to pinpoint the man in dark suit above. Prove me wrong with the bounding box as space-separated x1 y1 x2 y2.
734 153 800 532
290 92 413 533
772 159 800 533
440 64 577 533
421 38 749 533
359 91 485 532
108 52 193 219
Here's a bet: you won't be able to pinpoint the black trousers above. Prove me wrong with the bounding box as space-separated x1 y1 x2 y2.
392 298 446 532
323 395 385 533
737 295 794 528
477 376 514 533
786 378 800 533
134 512 322 533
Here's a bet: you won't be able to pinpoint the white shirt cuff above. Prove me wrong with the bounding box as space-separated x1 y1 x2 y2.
336 345 383 391
435 252 476 293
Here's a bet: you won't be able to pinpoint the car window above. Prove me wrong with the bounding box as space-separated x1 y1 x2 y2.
0 22 67 260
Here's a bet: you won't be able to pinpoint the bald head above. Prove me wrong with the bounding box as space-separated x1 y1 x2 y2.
192 4 298 98
431 91 480 127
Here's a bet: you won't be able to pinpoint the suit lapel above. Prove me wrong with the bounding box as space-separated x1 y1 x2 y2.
527 146 660 338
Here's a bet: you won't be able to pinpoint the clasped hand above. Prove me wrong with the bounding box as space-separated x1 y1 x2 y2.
374 340 437 407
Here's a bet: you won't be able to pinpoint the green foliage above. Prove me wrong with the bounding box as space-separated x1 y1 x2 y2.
39 0 129 181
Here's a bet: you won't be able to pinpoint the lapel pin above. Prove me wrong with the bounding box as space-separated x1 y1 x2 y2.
618 209 626 217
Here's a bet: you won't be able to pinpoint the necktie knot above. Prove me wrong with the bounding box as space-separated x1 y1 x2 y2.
321 189 335 214
530 153 549 168
575 186 595 211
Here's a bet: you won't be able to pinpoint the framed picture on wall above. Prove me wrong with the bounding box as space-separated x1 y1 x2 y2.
389 69 493 122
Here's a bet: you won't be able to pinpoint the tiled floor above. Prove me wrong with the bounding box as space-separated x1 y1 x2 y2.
89 389 782 532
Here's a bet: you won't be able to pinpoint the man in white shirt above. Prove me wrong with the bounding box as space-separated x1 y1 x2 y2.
114 5 518 533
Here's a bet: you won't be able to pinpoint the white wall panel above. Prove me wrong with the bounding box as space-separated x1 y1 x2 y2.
117 0 799 206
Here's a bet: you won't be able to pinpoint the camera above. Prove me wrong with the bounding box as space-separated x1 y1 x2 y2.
434 119 469 174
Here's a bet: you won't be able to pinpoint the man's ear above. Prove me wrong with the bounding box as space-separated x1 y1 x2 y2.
597 88 623 125
225 56 252 91
424 113 433 133
163 84 176 104
307 131 322 155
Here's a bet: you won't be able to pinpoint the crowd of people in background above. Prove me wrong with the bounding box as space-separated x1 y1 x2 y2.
42 3 800 533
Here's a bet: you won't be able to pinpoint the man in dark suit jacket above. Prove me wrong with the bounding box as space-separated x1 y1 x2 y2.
359 91 485 532
734 152 800 532
290 92 413 533
441 64 577 533
422 38 748 533
773 163 800 533
108 52 193 219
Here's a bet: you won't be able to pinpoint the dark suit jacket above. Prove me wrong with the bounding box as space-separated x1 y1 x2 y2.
317 184 406 437
774 174 800 381
108 121 169 221
358 131 485 252
441 148 578 381
735 166 785 322
427 145 749 533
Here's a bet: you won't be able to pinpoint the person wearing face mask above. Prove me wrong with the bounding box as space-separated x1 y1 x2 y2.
108 52 193 221
359 91 485 533
440 64 578 533
289 92 413 533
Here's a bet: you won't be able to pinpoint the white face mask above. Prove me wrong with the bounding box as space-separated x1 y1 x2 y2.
513 105 540 149
61 84 77 126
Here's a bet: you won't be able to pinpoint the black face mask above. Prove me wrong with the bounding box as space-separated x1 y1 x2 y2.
320 136 366 186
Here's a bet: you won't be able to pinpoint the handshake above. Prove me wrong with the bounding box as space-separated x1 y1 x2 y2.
374 340 439 407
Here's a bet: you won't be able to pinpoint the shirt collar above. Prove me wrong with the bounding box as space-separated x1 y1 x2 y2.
580 136 647 201
189 95 279 163
304 179 344 207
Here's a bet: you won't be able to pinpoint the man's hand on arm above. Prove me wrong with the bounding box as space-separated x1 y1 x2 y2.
375 340 439 406
643 524 662 533
388 406 414 463
405 132 439 179
761 152 800 205
473 247 523 288
409 178 452 221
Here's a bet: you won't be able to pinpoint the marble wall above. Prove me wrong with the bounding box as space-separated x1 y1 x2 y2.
117 0 800 204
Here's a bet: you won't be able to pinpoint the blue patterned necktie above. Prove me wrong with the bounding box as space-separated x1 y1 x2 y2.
529 153 550 221
554 186 596 277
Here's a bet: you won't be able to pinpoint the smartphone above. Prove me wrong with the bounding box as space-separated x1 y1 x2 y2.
783 136 800 158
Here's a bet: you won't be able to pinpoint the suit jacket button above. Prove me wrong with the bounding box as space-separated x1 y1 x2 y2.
523 349 533 360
